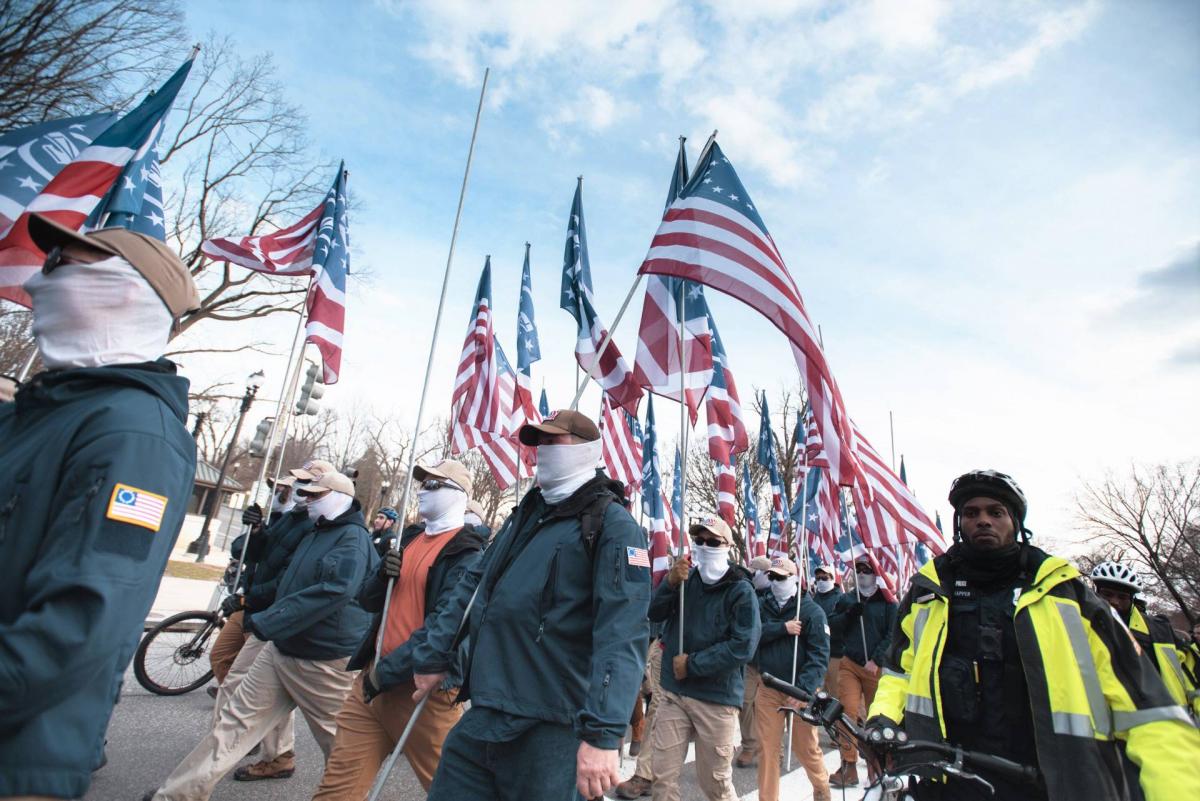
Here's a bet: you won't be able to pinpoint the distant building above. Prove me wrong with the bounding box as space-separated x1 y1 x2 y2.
190 459 246 516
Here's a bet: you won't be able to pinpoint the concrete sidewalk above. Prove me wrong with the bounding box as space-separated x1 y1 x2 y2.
146 575 220 626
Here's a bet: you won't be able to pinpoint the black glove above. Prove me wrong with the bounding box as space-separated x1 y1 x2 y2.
241 503 264 527
844 601 864 619
382 549 402 579
362 665 382 704
220 594 243 617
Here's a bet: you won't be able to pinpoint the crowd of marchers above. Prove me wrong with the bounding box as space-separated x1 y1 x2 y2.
1 216 1200 801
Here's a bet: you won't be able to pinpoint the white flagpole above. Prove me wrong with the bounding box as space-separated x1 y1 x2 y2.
786 445 810 772
677 279 688 654
373 67 490 661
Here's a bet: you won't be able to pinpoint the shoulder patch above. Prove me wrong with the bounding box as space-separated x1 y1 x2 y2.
627 546 650 567
106 484 168 532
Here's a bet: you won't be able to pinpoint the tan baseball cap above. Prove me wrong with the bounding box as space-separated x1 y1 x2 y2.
413 459 474 498
290 459 336 481
748 556 772 572
768 556 798 577
295 471 355 497
267 475 296 488
689 514 734 546
28 213 200 319
466 498 485 519
518 409 601 446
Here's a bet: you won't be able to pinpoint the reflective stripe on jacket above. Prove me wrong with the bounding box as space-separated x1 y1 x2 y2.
1128 606 1198 720
870 552 1200 801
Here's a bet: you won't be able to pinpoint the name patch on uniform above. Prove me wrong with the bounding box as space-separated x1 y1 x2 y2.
106 484 168 532
627 546 650 567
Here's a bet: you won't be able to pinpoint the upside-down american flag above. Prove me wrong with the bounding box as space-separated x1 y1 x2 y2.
638 141 863 489
0 58 192 308
600 394 642 496
634 139 713 424
203 164 350 383
561 178 643 414
705 310 748 527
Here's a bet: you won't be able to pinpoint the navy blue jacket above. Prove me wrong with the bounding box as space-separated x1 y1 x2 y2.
754 593 830 696
350 522 487 690
650 565 761 708
812 587 846 658
243 508 313 616
411 474 650 749
0 361 195 799
829 590 896 666
251 501 377 660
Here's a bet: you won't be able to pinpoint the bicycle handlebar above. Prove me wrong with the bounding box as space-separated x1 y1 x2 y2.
760 672 1039 787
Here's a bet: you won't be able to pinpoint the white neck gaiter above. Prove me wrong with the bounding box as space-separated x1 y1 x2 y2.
771 577 799 606
25 257 172 370
856 574 880 598
536 440 602 504
271 494 296 515
814 578 835 594
307 491 353 522
418 488 467 535
752 571 771 591
693 544 731 584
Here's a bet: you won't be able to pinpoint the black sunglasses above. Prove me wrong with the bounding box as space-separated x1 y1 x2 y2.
768 573 792 582
421 479 463 493
854 565 874 575
691 536 723 548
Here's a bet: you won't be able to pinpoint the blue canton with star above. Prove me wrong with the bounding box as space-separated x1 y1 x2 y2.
679 142 770 235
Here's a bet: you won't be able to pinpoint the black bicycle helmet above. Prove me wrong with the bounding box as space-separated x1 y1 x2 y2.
948 469 1030 541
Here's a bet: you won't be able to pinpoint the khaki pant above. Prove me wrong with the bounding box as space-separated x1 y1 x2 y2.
634 641 664 780
822 656 841 697
738 664 760 757
650 689 739 801
216 633 294 760
312 672 461 798
753 684 829 801
151 642 355 801
209 610 246 684
837 658 879 764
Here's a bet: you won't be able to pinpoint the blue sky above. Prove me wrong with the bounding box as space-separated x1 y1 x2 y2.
179 0 1199 545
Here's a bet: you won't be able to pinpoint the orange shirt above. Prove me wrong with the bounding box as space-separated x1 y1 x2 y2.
381 527 461 656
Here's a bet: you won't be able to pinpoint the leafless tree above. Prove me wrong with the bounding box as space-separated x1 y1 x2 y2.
1075 462 1200 623
0 0 183 130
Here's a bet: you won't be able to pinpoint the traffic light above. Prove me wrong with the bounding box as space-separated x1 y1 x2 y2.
295 362 325 415
249 417 275 457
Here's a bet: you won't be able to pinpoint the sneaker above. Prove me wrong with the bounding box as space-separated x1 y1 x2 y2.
735 749 756 768
828 762 859 788
614 776 652 799
233 751 295 781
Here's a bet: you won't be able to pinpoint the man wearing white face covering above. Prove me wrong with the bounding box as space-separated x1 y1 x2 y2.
810 564 846 698
313 459 487 799
147 471 376 801
647 515 761 801
411 410 651 801
733 554 774 770
0 214 199 801
751 557 831 801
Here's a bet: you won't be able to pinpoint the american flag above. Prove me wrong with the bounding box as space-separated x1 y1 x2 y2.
756 393 788 557
638 141 863 489
479 340 532 488
851 422 945 554
742 458 763 559
561 179 643 414
0 112 116 238
600 393 642 495
641 396 675 586
798 465 841 568
514 242 541 425
670 448 688 555
0 59 192 308
705 311 748 526
633 140 713 423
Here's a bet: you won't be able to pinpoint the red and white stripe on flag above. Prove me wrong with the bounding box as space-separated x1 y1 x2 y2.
599 395 642 493
201 203 323 276
575 295 643 415
851 423 945 555
714 459 737 528
632 275 712 425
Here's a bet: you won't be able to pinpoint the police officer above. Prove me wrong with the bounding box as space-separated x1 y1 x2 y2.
752 557 831 801
867 469 1200 801
810 563 845 696
648 515 761 801
410 410 650 801
0 214 199 800
370 506 400 557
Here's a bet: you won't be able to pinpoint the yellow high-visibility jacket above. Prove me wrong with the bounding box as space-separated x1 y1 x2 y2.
870 550 1200 801
1183 642 1200 717
1128 605 1199 720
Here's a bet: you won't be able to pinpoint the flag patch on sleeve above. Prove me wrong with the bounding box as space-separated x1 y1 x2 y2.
106 484 168 532
627 546 650 567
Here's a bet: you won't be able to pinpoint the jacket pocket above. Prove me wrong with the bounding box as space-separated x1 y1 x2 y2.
536 544 562 643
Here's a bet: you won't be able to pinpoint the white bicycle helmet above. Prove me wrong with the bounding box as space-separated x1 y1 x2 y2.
1090 561 1143 593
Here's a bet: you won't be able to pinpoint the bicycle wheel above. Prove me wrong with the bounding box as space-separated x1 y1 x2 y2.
133 610 222 695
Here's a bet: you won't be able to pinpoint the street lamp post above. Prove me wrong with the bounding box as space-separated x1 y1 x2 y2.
380 480 391 511
190 370 265 562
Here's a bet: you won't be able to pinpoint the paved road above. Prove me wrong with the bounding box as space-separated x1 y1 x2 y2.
86 665 847 801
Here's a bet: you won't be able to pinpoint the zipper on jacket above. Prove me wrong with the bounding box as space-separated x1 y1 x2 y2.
536 544 561 643
74 475 105 523
600 667 612 706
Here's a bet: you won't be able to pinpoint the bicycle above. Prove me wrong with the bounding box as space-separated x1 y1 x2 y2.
760 672 1039 800
132 560 238 695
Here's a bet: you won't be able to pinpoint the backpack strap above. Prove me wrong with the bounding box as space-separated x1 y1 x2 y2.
579 493 615 562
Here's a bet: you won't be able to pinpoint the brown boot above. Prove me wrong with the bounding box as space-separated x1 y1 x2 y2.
812 787 832 801
828 761 859 788
614 775 652 799
233 750 295 781
735 748 756 768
